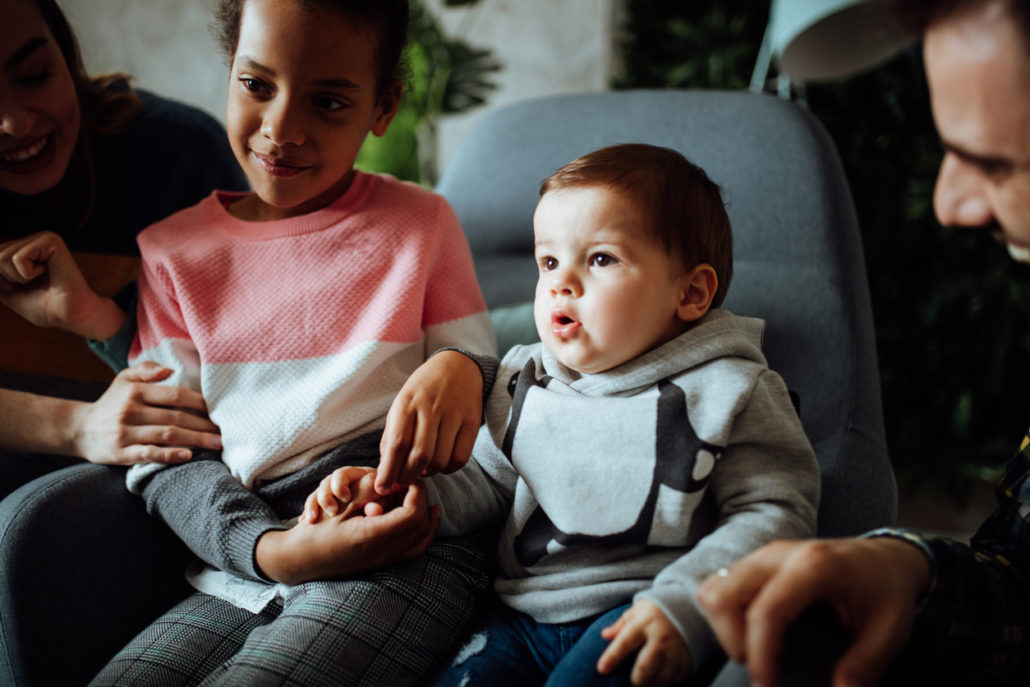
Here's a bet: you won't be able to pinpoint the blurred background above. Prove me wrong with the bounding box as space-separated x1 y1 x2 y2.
62 0 1030 518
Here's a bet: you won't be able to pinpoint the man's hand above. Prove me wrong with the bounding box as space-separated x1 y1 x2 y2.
256 483 440 585
695 538 932 687
71 361 222 464
597 599 692 686
0 231 126 339
376 350 483 494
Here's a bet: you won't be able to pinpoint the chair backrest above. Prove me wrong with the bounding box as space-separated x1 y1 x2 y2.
436 89 896 536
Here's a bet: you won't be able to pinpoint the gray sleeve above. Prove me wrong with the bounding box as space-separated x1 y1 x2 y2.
425 367 519 536
638 369 821 668
86 283 138 373
434 346 500 405
425 433 516 537
137 454 288 582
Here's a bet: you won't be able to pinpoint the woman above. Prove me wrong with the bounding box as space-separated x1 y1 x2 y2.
0 0 247 495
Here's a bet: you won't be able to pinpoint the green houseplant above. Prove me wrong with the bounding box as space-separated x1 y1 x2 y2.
356 0 501 185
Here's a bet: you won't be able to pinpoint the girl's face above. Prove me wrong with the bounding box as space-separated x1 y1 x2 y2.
225 0 398 221
0 0 81 196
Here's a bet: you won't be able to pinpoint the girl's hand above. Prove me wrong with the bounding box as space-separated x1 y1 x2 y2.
258 483 440 585
71 361 222 465
302 466 394 523
376 350 483 494
597 599 692 686
0 231 126 339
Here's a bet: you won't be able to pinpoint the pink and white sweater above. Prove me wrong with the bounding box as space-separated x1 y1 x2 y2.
127 172 495 490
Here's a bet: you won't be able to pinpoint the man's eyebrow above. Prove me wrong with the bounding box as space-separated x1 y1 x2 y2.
4 36 47 71
235 56 359 89
941 139 1012 170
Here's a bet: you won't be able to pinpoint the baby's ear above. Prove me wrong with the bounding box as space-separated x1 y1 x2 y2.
677 264 718 323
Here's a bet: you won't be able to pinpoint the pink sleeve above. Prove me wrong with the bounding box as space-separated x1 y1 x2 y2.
129 239 202 390
421 198 495 355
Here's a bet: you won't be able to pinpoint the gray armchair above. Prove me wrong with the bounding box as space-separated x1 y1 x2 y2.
0 90 894 685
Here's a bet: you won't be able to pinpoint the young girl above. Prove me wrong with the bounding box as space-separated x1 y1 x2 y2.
0 0 497 684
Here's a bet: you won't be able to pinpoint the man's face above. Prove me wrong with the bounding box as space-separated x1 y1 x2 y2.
925 1 1030 261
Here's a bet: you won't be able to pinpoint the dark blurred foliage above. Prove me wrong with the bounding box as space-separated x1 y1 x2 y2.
357 0 500 184
618 0 1030 497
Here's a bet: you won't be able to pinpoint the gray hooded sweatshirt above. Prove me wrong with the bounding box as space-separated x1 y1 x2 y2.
425 309 820 670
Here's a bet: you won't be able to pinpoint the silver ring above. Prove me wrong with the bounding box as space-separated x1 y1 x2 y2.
716 567 730 578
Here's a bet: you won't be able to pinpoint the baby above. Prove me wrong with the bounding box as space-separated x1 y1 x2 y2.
310 143 821 685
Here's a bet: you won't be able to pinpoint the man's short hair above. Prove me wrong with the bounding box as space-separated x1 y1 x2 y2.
893 0 1030 52
540 143 734 308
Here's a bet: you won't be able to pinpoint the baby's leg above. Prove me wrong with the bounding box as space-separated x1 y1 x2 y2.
89 591 278 687
544 604 634 687
200 535 491 687
429 603 551 687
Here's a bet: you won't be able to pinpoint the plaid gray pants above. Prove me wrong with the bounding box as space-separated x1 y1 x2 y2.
91 537 490 687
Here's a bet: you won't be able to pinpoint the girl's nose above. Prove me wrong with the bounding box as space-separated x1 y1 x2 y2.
933 152 994 228
261 98 305 147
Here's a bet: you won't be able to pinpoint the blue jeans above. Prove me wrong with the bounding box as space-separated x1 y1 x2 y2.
430 602 635 687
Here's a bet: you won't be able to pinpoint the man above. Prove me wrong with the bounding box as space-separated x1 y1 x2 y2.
695 1 1030 685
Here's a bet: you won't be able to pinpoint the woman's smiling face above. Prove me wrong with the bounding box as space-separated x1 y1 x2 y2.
0 0 81 196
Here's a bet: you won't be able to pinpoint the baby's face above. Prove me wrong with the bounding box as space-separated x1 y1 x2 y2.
533 186 689 374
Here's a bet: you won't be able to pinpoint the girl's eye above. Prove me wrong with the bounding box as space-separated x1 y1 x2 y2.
240 78 269 94
313 96 346 112
590 253 616 267
539 256 558 271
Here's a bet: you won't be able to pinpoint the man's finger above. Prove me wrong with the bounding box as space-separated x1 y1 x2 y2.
697 548 792 663
832 608 909 687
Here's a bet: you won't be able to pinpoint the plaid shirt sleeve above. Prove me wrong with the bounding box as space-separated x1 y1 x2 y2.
870 430 1030 683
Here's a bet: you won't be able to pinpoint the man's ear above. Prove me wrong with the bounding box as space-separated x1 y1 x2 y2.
370 80 402 137
677 264 718 323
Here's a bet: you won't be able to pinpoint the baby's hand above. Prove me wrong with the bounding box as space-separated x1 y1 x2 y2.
597 599 692 686
0 231 125 339
301 466 395 524
376 350 483 494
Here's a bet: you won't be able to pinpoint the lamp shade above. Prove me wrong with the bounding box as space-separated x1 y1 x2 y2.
770 0 917 81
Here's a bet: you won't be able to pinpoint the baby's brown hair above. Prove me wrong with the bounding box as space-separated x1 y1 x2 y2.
541 144 733 307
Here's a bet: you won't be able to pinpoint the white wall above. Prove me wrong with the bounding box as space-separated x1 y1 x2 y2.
59 0 616 172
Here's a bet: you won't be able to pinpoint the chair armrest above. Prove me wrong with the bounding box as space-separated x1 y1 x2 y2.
0 463 191 686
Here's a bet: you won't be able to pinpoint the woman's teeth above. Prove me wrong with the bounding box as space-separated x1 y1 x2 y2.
0 136 48 163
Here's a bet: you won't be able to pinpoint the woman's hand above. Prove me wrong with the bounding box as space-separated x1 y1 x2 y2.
70 361 222 465
0 231 126 339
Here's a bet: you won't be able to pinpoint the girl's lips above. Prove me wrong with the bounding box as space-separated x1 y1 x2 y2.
0 134 56 175
253 151 310 177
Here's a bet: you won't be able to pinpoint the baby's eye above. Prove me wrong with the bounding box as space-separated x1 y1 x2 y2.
538 256 558 272
590 253 616 267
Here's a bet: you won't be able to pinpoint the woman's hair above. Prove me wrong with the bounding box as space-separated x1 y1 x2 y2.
213 0 410 98
29 0 142 138
540 144 734 308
